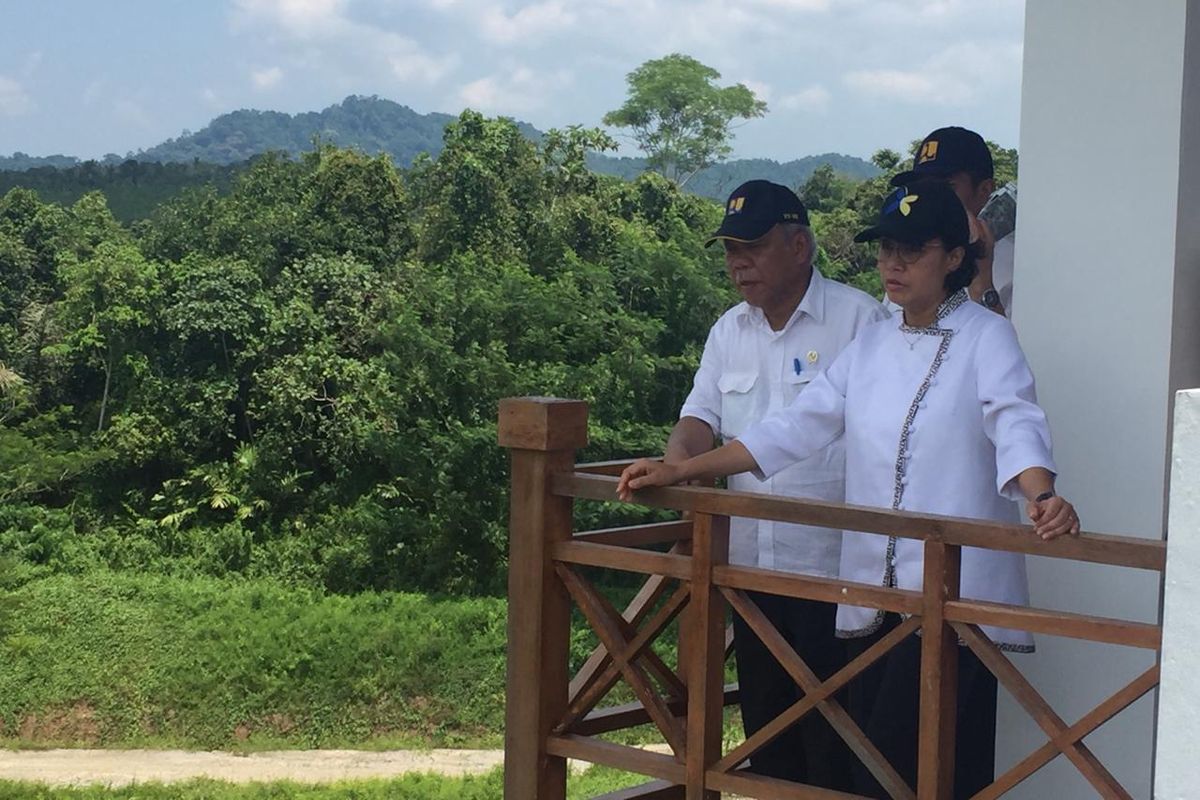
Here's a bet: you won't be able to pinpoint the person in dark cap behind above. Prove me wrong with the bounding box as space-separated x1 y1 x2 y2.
618 179 1079 798
661 179 885 787
891 126 1015 318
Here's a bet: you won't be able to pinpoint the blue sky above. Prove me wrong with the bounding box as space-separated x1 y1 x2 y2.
0 0 1025 162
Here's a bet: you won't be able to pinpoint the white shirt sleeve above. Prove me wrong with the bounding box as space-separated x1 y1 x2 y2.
736 338 854 481
678 324 722 432
976 319 1056 498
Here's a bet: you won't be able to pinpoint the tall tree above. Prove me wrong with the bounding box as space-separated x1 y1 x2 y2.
603 54 767 187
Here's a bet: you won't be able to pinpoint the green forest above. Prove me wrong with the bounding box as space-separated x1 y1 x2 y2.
0 99 1016 762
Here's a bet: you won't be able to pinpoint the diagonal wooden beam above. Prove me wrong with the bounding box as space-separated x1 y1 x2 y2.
952 622 1133 800
582 572 688 702
715 614 921 774
569 542 688 703
557 563 687 757
971 664 1159 800
721 587 916 800
559 583 691 732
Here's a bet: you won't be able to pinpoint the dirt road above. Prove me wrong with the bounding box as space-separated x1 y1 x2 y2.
0 748 508 787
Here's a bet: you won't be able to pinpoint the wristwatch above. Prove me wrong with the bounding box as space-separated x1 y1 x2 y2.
981 288 1001 310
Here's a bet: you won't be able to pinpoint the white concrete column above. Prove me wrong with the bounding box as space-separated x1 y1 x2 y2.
1011 2 1200 798
1157 390 1200 800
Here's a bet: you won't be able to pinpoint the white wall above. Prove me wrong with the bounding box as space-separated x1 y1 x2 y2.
1010 2 1200 797
1157 390 1200 800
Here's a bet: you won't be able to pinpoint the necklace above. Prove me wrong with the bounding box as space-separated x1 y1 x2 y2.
900 327 924 350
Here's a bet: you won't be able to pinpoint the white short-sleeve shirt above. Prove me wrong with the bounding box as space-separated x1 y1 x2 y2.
679 268 887 576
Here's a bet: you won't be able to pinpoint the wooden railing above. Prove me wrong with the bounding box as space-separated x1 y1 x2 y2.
498 397 1166 800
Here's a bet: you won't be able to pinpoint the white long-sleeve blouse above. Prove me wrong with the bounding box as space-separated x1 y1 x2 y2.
737 290 1056 650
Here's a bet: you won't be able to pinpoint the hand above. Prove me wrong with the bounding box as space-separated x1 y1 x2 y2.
1027 495 1080 540
617 458 685 502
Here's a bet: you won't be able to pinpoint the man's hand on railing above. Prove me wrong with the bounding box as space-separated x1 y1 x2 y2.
617 458 684 502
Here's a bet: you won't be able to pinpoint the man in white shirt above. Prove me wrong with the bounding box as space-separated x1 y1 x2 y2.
667 180 886 787
890 126 1014 318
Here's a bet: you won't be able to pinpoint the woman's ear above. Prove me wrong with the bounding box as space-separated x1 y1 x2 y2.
945 245 965 275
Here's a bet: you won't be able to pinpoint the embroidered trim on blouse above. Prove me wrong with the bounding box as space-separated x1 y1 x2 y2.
839 292 962 641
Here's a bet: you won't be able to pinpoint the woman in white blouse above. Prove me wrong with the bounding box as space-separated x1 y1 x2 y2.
617 179 1078 798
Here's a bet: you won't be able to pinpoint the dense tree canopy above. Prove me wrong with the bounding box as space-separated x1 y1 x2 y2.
0 110 1014 597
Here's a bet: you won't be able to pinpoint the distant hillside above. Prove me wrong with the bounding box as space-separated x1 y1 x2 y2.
0 95 879 213
588 153 879 199
0 160 242 221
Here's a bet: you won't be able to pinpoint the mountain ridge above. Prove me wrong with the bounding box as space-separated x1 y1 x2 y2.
0 95 879 201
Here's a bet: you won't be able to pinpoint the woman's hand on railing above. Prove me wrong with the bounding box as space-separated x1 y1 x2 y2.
617 459 684 502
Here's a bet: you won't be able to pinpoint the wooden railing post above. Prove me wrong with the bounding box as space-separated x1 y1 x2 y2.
918 540 962 800
499 397 589 800
685 512 730 799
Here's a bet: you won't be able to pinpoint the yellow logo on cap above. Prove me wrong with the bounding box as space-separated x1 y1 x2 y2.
917 140 939 164
899 194 919 216
727 197 745 214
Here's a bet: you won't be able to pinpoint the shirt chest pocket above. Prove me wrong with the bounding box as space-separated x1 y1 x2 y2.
783 369 815 404
718 371 760 439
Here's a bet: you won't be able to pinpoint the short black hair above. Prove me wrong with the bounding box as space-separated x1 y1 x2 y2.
944 240 983 294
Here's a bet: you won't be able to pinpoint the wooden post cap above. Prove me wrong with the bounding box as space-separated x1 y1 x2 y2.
497 397 589 451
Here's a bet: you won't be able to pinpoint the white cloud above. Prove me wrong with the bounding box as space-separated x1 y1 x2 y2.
844 40 1021 106
459 64 572 113
389 51 455 83
202 87 224 108
780 84 831 112
480 1 576 44
252 66 285 89
0 76 32 116
232 0 456 85
844 68 967 104
748 0 830 10
233 0 347 37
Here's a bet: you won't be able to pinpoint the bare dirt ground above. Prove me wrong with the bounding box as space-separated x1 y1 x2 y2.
0 745 677 787
0 748 508 787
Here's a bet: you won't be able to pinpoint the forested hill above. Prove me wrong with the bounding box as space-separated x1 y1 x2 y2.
0 95 878 210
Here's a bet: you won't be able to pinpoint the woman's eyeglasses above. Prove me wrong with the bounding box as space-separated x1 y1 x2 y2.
877 240 943 265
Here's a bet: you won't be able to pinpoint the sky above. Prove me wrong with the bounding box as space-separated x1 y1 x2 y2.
0 0 1026 163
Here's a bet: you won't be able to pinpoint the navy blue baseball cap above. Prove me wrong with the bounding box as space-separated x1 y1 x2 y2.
890 126 993 186
854 180 970 249
705 180 809 246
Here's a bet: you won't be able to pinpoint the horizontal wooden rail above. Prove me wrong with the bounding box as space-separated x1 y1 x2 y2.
576 458 638 476
553 540 692 579
573 519 694 548
571 684 740 737
552 472 1166 572
706 769 871 799
944 599 1161 650
546 734 686 783
716 564 923 615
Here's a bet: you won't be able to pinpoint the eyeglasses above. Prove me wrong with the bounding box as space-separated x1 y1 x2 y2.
876 239 943 265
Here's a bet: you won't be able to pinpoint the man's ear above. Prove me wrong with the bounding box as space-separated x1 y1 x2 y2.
979 178 996 201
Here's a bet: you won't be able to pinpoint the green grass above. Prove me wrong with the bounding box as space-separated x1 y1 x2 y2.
0 573 511 749
0 765 650 799
0 570 739 751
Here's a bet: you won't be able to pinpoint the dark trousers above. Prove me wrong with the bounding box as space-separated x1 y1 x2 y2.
845 614 999 799
731 591 855 790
